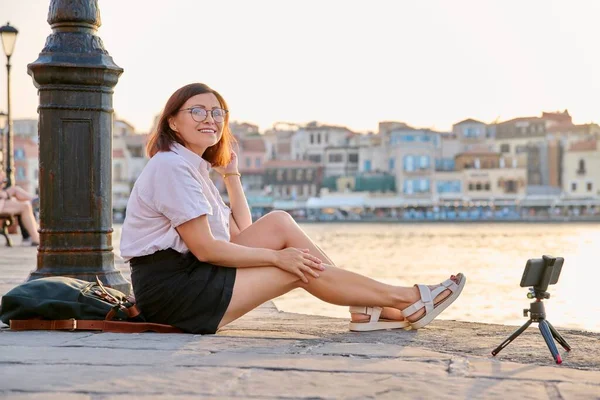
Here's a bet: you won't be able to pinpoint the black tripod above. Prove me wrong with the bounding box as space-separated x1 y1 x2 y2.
492 287 571 364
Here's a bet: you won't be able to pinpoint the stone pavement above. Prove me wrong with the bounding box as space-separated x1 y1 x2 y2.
1 241 599 399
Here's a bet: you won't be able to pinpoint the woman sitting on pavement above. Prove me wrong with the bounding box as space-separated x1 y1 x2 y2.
0 170 40 246
120 83 466 334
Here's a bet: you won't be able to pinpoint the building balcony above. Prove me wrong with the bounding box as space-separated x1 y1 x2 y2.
576 168 586 176
403 168 432 175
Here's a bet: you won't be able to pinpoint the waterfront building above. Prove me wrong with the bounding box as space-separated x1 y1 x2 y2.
236 135 268 200
262 122 297 161
562 139 600 198
387 126 442 202
452 118 494 151
291 121 355 165
263 160 322 200
229 121 259 141
13 136 39 196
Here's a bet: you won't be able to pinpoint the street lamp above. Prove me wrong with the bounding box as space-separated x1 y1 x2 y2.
0 22 18 187
0 110 5 174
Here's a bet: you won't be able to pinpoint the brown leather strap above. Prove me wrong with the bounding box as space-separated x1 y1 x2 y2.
9 319 183 334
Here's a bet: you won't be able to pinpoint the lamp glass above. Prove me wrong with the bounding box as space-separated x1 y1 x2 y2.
0 29 17 57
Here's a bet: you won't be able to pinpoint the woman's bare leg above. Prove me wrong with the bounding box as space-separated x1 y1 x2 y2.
230 211 404 322
221 211 458 328
219 257 459 329
2 199 39 243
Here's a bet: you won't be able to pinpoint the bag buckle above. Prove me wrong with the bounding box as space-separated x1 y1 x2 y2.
69 318 77 331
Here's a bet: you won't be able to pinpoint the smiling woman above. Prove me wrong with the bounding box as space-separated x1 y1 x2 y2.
120 82 466 335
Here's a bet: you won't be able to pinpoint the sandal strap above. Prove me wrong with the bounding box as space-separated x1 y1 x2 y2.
402 284 432 318
402 279 459 318
349 306 382 323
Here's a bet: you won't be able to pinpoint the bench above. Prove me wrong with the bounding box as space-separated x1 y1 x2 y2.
0 213 15 247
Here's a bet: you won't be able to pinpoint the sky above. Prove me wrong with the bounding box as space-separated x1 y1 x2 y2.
0 0 599 134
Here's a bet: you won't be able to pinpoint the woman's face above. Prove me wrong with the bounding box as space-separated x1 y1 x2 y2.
169 93 224 155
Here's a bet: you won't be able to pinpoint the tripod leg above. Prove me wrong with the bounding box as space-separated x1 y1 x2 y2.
546 320 571 352
539 320 562 364
492 319 532 356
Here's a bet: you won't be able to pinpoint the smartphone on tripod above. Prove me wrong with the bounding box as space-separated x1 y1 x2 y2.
520 256 563 288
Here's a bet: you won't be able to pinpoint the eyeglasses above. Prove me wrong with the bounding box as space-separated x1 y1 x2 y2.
179 107 228 123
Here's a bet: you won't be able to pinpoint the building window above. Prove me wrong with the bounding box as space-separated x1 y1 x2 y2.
245 157 251 168
310 134 314 144
435 158 455 171
328 153 343 163
348 153 358 163
436 180 461 193
464 127 479 138
468 183 474 190
404 179 429 194
325 133 329 144
403 180 414 194
404 155 415 171
308 154 321 163
389 158 395 171
277 169 284 181
475 183 482 191
15 149 25 160
484 182 490 191
296 169 303 181
306 169 313 180
516 145 527 154
505 180 517 193
364 160 372 172
419 155 429 170
587 182 593 192
16 166 26 180
255 157 261 168
577 159 586 174
500 144 510 153
317 133 321 144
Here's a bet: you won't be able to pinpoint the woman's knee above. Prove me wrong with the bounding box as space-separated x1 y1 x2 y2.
19 201 32 213
265 210 296 231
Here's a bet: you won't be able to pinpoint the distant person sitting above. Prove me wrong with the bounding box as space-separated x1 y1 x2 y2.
0 170 40 246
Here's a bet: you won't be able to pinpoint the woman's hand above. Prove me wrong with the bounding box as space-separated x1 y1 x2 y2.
273 248 324 283
213 151 239 176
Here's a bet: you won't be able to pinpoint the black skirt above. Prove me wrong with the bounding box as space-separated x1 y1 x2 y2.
130 249 236 334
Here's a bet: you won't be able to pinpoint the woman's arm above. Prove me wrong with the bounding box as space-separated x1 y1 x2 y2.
176 215 323 282
224 174 252 232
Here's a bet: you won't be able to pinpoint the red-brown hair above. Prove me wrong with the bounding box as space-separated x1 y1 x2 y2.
146 83 235 167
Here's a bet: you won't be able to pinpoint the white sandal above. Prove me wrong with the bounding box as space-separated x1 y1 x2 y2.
348 306 410 332
402 273 466 330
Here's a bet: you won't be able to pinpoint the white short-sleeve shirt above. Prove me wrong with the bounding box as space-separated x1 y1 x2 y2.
119 143 231 261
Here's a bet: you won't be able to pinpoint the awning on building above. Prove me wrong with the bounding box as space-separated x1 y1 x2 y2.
520 195 558 207
402 198 435 207
273 200 306 210
364 196 404 208
306 196 366 209
556 197 600 207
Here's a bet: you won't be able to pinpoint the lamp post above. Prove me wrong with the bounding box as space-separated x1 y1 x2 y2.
0 111 6 172
27 0 130 293
0 22 18 188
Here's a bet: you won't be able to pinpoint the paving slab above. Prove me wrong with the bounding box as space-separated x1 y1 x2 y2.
1 244 599 399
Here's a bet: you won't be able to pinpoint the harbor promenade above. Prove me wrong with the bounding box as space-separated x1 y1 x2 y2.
1 240 599 399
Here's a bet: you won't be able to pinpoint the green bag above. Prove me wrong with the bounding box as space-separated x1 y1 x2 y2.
0 276 181 333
